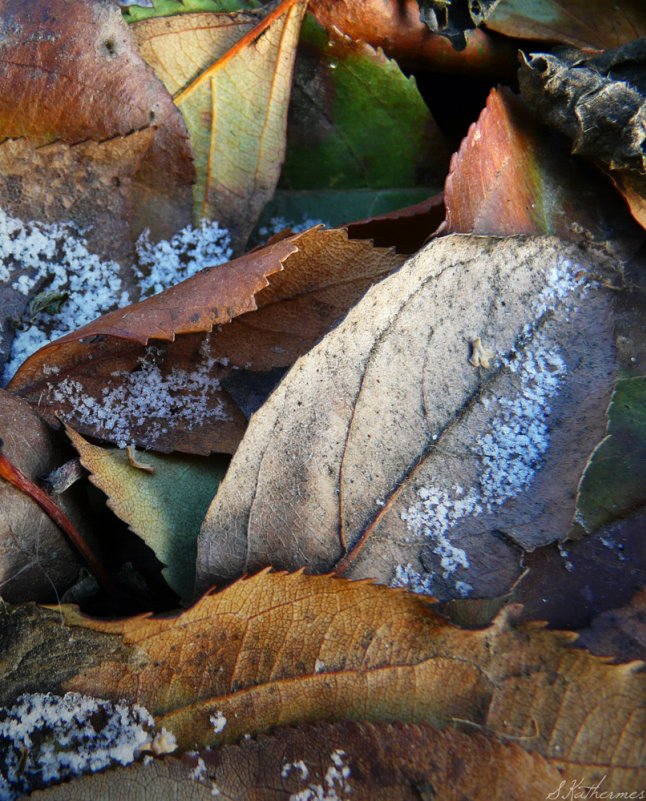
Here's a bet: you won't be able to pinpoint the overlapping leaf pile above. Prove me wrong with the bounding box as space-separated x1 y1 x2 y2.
0 0 645 798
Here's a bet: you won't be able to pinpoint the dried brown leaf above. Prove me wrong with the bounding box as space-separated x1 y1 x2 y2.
0 391 82 602
197 236 617 599
9 229 403 455
31 721 563 800
443 87 637 242
1 572 643 792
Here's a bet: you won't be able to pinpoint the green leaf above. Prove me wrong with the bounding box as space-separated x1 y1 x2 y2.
281 16 450 191
122 0 259 23
256 187 439 231
66 427 228 602
576 378 646 532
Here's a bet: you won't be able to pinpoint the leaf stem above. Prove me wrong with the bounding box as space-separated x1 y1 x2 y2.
0 442 115 595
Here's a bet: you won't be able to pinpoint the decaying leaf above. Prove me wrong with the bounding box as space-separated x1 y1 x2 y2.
442 86 639 242
0 0 194 241
518 43 646 230
66 426 228 601
575 378 646 532
133 0 308 249
0 391 82 602
10 228 404 455
197 235 621 600
345 192 445 254
31 721 563 800
1 572 644 792
481 0 646 50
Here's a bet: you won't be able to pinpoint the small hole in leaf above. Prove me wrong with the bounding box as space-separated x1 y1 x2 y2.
104 38 116 57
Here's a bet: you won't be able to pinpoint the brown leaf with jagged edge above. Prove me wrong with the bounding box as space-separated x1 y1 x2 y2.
1 572 644 793
9 228 404 455
442 86 639 242
0 390 83 602
197 235 621 599
31 721 563 800
133 0 308 250
0 0 194 241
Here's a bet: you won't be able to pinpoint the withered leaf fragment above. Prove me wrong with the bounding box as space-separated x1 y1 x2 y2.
198 236 617 601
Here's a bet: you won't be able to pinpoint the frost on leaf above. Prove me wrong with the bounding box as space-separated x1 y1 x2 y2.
0 692 172 800
197 236 617 601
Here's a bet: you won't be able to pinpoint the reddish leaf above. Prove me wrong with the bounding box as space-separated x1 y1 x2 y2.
9 229 404 455
442 86 638 242
0 0 194 240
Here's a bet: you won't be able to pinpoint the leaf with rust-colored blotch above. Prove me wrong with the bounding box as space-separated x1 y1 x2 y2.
133 0 308 250
31 721 563 800
308 0 518 76
66 426 227 602
442 86 638 243
9 228 403 455
0 0 194 241
1 571 644 793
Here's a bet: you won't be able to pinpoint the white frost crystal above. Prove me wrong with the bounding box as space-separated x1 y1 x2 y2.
0 692 172 800
396 258 581 598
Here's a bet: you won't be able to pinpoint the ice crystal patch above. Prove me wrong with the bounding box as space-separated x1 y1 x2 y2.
288 749 351 801
396 257 581 598
46 343 229 449
0 692 171 801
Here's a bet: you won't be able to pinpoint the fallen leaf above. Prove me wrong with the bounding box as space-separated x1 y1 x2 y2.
122 0 258 23
442 86 639 242
280 16 449 193
518 43 646 230
345 192 445 253
575 378 646 532
66 426 228 601
133 0 308 249
10 228 404 455
481 0 646 50
0 133 154 266
31 721 563 799
197 235 620 600
257 187 437 233
308 0 518 76
1 572 644 791
0 0 194 241
442 509 646 631
577 587 646 663
0 391 82 602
